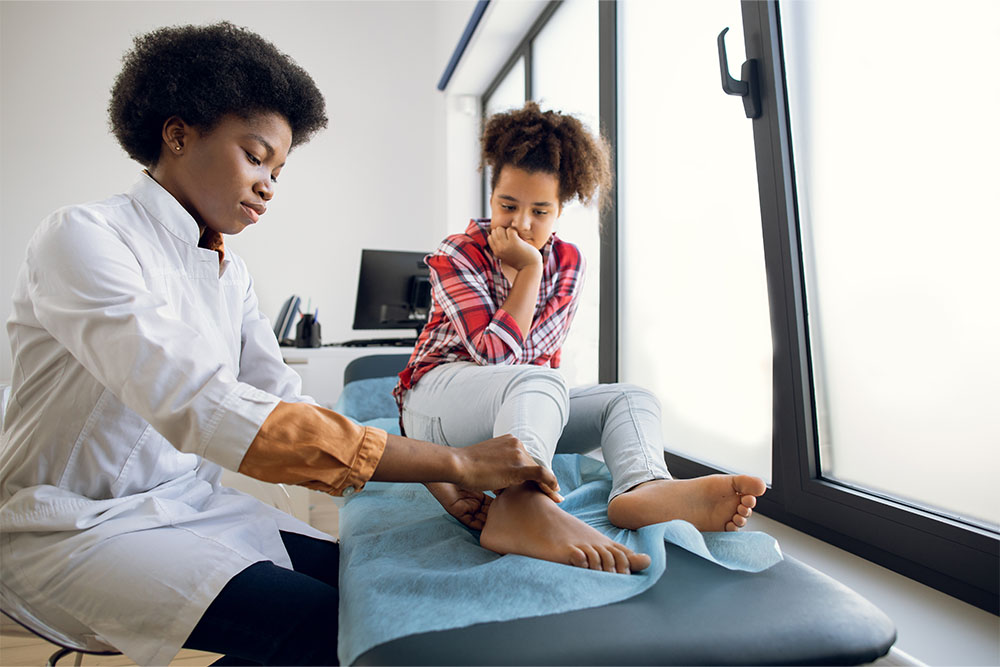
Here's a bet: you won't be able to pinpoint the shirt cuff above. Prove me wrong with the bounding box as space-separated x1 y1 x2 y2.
488 309 524 358
237 401 388 496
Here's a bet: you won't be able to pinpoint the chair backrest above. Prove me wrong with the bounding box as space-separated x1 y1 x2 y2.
343 354 411 385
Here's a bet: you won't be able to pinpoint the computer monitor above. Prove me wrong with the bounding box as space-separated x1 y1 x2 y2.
352 249 432 336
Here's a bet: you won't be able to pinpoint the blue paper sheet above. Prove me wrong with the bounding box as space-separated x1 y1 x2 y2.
332 376 398 424
337 454 783 665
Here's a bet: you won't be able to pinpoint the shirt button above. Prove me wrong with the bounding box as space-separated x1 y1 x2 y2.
342 486 355 497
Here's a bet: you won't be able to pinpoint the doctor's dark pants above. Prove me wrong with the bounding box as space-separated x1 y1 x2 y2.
184 531 340 666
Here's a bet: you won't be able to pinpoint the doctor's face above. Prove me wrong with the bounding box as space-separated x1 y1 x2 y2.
166 112 293 236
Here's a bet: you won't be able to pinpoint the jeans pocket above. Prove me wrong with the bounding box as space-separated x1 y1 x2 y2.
401 408 449 446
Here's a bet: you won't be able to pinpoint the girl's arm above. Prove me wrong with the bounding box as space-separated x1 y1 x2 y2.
488 226 543 337
521 245 586 364
427 244 528 366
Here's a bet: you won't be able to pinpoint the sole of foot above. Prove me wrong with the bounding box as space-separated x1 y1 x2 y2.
606 474 767 532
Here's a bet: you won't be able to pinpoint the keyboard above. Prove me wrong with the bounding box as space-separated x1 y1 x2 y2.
331 338 417 347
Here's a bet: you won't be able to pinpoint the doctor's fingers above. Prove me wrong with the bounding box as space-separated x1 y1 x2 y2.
461 435 561 497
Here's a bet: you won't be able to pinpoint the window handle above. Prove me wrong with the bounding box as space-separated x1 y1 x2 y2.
717 27 761 119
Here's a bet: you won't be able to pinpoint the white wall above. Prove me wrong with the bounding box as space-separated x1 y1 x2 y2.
0 0 477 382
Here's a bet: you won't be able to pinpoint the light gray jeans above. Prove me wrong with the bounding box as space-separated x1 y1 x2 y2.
401 362 672 500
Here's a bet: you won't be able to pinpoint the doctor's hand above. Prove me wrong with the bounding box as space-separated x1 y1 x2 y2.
452 435 562 503
424 482 493 530
488 226 542 271
372 433 561 503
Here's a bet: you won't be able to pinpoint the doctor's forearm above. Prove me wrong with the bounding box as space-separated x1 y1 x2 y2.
370 434 460 482
374 433 560 496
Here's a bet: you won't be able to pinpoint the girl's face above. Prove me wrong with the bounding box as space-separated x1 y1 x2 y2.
489 166 562 250
156 112 292 236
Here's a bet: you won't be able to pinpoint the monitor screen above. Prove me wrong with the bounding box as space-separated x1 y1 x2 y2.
352 249 432 332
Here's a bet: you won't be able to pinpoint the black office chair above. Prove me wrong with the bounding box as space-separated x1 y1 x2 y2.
343 354 412 386
1 586 121 666
0 385 121 666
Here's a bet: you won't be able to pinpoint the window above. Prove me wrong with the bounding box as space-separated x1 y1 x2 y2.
739 0 998 612
482 57 526 214
780 0 1000 529
618 0 772 482
612 0 997 612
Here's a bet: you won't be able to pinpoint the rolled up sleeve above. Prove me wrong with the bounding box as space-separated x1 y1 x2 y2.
238 401 387 496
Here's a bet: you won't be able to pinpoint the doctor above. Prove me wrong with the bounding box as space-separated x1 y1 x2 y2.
0 22 558 666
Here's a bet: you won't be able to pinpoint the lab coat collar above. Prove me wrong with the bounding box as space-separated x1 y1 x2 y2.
129 172 202 247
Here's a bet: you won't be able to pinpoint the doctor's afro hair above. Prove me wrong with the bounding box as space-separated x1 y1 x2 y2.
108 21 328 166
481 101 611 209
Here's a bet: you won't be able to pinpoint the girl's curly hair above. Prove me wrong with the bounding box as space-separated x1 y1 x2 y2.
481 101 611 209
108 22 328 166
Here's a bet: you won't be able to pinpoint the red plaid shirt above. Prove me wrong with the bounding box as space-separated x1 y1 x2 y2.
393 219 585 411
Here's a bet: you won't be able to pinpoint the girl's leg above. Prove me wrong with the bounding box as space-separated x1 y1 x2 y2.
403 364 650 573
562 383 766 532
183 533 340 666
558 383 673 498
402 362 568 467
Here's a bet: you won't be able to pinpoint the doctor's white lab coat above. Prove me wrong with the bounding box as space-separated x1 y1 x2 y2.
0 173 332 665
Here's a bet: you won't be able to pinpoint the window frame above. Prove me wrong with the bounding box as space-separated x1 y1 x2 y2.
654 0 997 613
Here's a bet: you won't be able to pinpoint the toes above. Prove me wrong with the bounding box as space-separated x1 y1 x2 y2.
580 545 603 571
610 545 631 574
741 494 757 509
731 513 747 528
627 550 652 572
725 520 739 532
735 475 767 497
737 504 752 518
568 547 589 569
597 546 617 573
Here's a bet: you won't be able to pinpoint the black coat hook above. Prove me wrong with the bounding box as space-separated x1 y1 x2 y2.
717 27 761 119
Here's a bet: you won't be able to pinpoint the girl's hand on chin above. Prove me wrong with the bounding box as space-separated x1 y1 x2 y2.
488 227 542 271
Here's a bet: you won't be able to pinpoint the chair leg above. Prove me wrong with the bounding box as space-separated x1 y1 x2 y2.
46 647 73 666
75 650 84 667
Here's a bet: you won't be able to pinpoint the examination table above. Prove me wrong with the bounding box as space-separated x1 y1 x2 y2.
338 355 897 666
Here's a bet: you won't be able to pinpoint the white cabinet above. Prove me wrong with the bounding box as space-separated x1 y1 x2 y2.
220 346 412 527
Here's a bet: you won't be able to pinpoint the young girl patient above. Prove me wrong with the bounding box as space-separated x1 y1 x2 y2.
394 102 766 575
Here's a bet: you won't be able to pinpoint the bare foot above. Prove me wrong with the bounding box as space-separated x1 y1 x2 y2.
606 475 766 532
479 483 651 573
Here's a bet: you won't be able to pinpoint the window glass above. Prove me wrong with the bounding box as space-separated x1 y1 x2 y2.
781 0 1000 529
482 57 526 216
532 0 601 387
484 55 526 117
618 0 773 480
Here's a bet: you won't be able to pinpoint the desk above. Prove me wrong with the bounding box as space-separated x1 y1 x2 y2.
220 346 413 525
280 345 413 408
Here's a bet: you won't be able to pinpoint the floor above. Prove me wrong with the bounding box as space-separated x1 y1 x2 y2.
0 494 342 667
